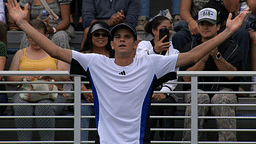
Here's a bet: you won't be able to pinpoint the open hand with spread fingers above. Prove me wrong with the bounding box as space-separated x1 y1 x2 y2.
225 8 250 35
6 0 29 27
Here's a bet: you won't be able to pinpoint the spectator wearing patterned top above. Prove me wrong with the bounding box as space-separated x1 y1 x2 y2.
6 0 249 142
19 0 73 49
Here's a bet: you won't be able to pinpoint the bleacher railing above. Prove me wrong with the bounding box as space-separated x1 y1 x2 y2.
1 71 256 143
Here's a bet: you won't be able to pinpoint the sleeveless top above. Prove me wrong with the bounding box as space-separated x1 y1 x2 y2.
19 48 57 71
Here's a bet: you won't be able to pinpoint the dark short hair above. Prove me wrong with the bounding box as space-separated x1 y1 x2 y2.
29 19 47 34
110 23 137 41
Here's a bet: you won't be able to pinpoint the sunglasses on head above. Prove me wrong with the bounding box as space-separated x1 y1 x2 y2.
92 32 109 37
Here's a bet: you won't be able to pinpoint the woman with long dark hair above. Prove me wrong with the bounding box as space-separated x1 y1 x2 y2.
136 16 179 141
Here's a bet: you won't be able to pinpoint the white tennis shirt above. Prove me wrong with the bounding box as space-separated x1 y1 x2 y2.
69 50 178 144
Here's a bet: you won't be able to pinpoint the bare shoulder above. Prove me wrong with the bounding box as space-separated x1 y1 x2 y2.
9 49 25 71
14 49 25 58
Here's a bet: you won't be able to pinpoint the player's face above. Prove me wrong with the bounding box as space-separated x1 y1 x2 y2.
111 28 137 57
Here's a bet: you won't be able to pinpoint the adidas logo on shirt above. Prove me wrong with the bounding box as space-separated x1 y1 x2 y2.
119 71 126 75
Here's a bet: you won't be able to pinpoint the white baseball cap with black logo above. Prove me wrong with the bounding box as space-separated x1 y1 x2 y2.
198 8 219 24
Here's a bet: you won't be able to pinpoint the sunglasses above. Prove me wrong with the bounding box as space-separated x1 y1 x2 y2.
92 32 109 37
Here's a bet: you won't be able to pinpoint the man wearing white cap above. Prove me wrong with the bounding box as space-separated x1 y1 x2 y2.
6 0 249 143
180 8 241 141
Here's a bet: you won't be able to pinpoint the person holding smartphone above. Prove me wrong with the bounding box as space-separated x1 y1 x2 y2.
136 16 179 141
6 0 249 142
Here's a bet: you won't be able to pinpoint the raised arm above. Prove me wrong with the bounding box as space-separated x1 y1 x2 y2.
6 0 72 64
179 0 192 23
176 9 249 68
180 0 199 35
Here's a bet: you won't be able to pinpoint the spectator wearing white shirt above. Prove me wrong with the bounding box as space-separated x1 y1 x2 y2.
136 16 179 141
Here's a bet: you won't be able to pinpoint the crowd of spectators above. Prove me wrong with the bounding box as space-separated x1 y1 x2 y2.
7 19 69 141
2 0 256 143
180 7 240 141
19 0 73 49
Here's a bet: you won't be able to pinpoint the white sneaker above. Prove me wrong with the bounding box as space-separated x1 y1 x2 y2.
250 84 256 97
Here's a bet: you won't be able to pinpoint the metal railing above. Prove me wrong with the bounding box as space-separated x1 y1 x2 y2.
0 71 256 143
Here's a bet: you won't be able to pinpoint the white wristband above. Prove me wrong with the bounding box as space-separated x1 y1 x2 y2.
53 27 57 33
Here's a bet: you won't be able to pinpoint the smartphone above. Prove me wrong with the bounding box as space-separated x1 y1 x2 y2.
159 28 169 43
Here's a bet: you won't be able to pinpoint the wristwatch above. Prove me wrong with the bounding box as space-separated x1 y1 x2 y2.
53 27 57 33
214 52 222 60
